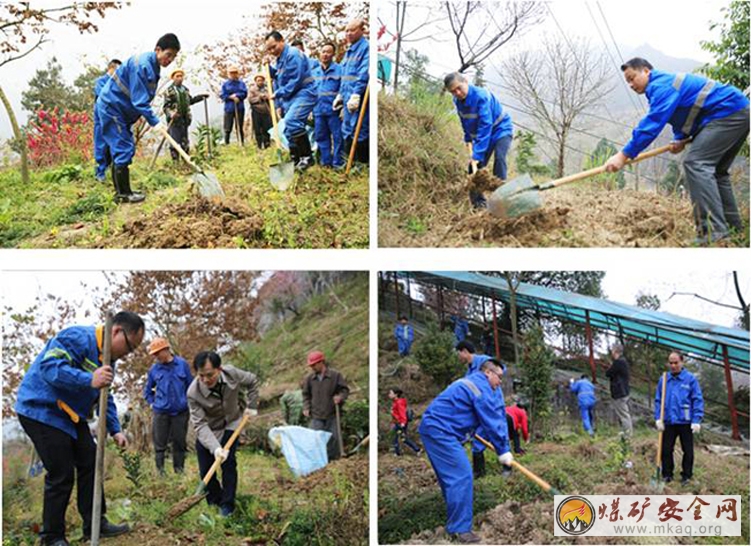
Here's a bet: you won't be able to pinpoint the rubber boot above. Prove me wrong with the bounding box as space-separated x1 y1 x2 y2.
355 137 369 164
293 132 313 172
114 165 145 204
472 451 486 479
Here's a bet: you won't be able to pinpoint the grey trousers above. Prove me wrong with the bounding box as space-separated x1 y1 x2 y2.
152 410 189 473
311 416 341 461
612 396 633 437
683 107 750 237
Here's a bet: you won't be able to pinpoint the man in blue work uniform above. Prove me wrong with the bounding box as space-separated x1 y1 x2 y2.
220 66 247 146
266 30 318 171
313 42 344 168
419 360 513 544
569 375 597 436
444 71 513 208
394 315 415 357
292 39 321 73
143 337 193 475
93 58 121 181
451 314 470 346
456 341 504 478
96 33 180 203
15 311 145 546
654 352 704 486
336 18 370 165
605 58 750 244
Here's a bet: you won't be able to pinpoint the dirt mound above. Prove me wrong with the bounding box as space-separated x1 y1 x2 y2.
467 170 503 194
117 197 264 248
294 454 368 494
456 206 572 246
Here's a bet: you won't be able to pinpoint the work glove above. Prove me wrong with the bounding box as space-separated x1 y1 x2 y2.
569 378 575 385
214 447 229 462
243 408 258 419
332 94 343 112
691 423 701 434
347 93 361 113
467 160 478 175
498 451 513 466
655 419 664 431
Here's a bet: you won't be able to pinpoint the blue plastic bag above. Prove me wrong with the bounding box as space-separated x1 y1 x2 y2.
268 425 332 477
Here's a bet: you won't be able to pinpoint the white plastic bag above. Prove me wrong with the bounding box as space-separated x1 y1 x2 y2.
268 425 332 477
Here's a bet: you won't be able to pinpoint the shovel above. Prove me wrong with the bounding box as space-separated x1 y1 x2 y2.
474 434 560 496
334 402 345 459
651 372 668 491
203 96 212 159
167 413 250 520
91 311 113 546
345 83 370 175
487 143 675 219
264 63 295 190
155 123 225 198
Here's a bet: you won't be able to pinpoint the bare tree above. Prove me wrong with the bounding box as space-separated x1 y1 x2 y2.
502 36 614 177
445 1 544 73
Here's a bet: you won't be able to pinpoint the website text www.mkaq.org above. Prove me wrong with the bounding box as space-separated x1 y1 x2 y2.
612 522 722 536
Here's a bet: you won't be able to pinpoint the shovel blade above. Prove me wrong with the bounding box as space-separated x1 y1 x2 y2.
488 186 542 219
494 173 536 200
269 161 295 191
192 172 225 198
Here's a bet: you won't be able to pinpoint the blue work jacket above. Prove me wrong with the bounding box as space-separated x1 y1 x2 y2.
570 378 597 407
269 44 316 103
623 70 750 158
419 371 510 455
654 369 704 425
98 51 160 126
394 323 414 343
15 325 121 439
143 355 192 415
454 84 513 162
220 79 248 113
466 354 492 376
340 36 369 101
313 61 342 115
94 73 110 99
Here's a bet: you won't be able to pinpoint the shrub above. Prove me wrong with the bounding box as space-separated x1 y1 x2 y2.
413 321 462 388
519 322 554 435
26 108 93 167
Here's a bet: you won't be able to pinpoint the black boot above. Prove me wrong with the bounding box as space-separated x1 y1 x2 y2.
83 518 130 540
114 165 145 204
355 138 369 164
293 132 313 172
472 451 486 479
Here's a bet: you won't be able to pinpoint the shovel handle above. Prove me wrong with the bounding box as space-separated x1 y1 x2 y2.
542 143 675 190
345 83 370 175
155 123 201 173
474 433 553 493
656 372 667 468
201 413 250 487
265 63 283 151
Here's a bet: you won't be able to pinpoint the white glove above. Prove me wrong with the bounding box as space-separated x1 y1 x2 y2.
214 447 229 462
655 419 664 431
244 408 258 419
691 423 701 434
332 94 343 111
498 451 513 466
347 93 361 113
569 378 574 384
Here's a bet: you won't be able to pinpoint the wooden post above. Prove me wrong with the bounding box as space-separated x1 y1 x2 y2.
406 273 413 318
585 310 597 384
394 272 400 318
722 345 740 441
91 311 113 546
491 293 500 360
438 286 445 326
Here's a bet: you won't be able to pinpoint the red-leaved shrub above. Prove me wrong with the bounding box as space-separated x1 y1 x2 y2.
26 108 93 167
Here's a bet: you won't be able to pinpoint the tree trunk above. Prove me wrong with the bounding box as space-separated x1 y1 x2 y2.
394 2 405 92
0 84 29 184
556 134 566 178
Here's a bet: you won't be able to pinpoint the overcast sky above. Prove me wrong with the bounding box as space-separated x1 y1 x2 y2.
378 0 727 79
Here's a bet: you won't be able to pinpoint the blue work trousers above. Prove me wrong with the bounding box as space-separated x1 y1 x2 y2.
315 114 343 167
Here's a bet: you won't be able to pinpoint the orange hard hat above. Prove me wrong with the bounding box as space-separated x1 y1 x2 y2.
307 350 325 366
148 337 171 356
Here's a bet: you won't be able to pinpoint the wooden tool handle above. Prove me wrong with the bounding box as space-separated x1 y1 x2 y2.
656 372 668 467
345 84 370 175
544 143 674 190
474 433 553 492
155 123 200 172
201 413 250 486
264 63 283 149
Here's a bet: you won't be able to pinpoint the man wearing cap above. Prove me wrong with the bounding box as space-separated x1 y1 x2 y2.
143 338 193 475
187 350 259 517
15 311 144 546
265 30 318 171
248 73 273 150
302 350 349 460
162 69 208 163
96 33 180 203
220 66 248 145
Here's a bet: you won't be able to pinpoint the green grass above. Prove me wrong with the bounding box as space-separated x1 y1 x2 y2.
0 144 368 249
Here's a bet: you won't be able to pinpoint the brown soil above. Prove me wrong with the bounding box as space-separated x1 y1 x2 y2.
467 170 504 194
114 196 264 248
